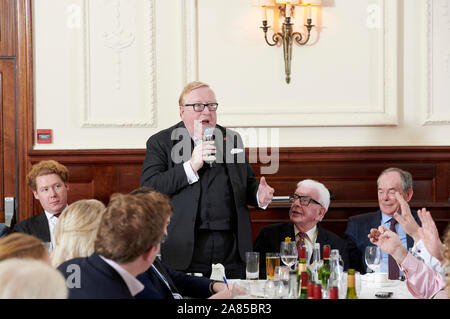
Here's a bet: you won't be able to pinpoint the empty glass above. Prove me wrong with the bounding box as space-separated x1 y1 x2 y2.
245 252 260 280
365 246 381 273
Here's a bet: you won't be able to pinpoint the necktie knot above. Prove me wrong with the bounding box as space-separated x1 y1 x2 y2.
53 213 61 218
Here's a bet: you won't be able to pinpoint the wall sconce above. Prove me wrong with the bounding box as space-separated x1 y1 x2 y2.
258 0 321 84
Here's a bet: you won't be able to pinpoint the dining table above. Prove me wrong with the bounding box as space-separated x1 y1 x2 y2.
228 273 416 299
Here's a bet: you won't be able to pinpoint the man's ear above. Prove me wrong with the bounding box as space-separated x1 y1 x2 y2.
32 190 39 200
318 207 327 222
405 188 413 202
65 183 70 191
179 106 184 119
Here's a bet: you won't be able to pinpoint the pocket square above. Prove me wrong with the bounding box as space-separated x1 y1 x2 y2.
230 148 244 154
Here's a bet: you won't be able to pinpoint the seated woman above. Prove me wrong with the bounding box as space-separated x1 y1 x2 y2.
51 199 106 267
0 232 50 264
369 209 448 299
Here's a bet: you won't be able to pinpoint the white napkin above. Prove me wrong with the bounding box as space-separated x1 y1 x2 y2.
210 263 226 281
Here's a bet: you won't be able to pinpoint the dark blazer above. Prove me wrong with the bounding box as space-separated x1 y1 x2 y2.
0 224 9 237
13 213 50 243
140 121 260 270
136 257 212 299
57 253 133 299
344 210 420 273
253 222 350 278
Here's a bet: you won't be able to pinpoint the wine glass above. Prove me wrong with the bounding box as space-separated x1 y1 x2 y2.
365 246 381 274
280 241 298 270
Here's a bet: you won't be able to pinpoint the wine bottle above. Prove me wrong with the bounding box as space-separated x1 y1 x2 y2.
318 244 331 288
345 269 358 299
296 246 312 296
298 271 309 299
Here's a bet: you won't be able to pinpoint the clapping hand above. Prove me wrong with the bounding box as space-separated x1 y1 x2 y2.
393 192 421 242
368 226 408 264
417 209 444 262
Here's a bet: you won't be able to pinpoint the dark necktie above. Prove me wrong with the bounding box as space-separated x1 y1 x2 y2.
296 232 306 254
388 218 400 280
53 213 61 218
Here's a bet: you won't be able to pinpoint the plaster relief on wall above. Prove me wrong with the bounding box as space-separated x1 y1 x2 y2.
82 0 156 128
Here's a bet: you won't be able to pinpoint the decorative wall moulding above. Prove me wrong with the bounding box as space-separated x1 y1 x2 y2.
423 0 450 126
81 0 157 128
183 0 399 127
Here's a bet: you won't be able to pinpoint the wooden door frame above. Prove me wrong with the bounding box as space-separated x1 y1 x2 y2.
15 0 34 222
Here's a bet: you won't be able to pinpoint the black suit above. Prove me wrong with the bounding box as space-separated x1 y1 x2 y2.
57 253 133 299
136 257 213 299
253 222 350 278
13 213 51 243
0 224 9 237
140 122 260 277
344 210 420 273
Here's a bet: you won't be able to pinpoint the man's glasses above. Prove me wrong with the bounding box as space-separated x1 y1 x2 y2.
184 103 219 112
289 194 323 207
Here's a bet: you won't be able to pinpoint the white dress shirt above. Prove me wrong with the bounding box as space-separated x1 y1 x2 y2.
44 211 59 252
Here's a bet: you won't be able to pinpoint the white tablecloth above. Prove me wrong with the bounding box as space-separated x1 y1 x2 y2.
228 275 416 299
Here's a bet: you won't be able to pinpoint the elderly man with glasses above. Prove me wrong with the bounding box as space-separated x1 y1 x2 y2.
254 179 350 278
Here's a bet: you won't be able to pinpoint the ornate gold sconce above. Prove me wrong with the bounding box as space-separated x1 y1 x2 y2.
258 0 321 84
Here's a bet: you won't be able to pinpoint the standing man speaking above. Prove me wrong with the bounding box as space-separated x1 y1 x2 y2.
140 81 274 279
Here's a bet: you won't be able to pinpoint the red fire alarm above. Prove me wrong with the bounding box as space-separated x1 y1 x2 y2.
36 129 52 144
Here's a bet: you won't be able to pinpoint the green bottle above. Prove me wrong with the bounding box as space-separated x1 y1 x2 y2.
298 271 309 299
345 269 358 299
318 244 331 288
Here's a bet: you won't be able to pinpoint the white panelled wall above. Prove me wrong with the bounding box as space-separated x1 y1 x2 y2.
32 0 450 149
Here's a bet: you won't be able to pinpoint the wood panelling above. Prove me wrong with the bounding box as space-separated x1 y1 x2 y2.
0 0 16 56
25 147 450 242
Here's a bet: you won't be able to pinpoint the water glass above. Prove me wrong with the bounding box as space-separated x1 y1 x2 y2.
245 252 260 280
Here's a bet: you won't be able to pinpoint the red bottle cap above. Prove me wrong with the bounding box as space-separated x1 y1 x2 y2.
298 246 306 259
329 287 339 299
313 284 322 299
323 245 331 259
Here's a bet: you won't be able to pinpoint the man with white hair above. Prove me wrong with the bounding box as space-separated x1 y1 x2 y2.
254 179 350 278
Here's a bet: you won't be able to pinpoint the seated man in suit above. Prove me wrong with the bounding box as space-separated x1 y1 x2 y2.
14 160 69 251
57 192 169 299
130 186 230 299
344 167 421 278
254 179 350 278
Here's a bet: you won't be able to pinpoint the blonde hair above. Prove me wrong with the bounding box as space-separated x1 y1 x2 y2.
51 199 106 267
27 160 69 191
178 81 211 106
0 258 67 299
0 233 48 262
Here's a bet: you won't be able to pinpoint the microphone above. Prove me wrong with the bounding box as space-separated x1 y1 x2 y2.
203 126 214 167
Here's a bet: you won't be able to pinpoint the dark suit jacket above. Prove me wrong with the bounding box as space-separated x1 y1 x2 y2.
13 213 51 243
0 224 9 237
135 257 212 299
344 210 420 273
140 121 260 270
253 222 350 278
57 253 133 299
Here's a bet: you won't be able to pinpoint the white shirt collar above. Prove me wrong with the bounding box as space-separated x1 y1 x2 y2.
99 255 144 297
